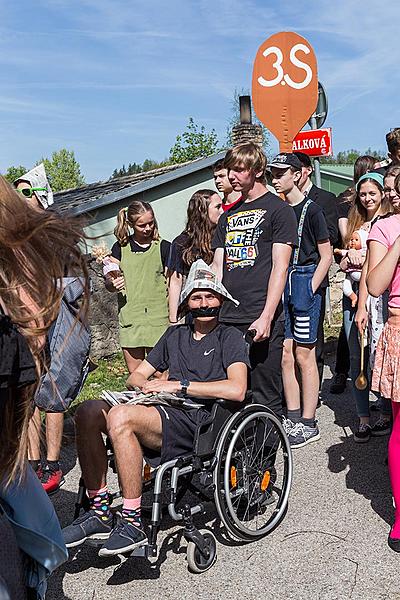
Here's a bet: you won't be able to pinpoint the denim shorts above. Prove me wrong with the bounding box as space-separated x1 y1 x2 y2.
284 264 322 345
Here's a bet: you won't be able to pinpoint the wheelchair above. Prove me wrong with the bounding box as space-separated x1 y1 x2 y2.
73 395 293 573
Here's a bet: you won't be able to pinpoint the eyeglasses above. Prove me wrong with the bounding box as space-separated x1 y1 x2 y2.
17 187 47 198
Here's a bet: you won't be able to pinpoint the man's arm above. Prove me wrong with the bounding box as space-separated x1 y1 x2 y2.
312 240 332 292
126 359 157 389
141 362 248 402
250 242 292 341
211 247 224 280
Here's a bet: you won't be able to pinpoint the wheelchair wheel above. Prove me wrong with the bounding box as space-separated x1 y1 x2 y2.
214 405 292 542
186 530 217 573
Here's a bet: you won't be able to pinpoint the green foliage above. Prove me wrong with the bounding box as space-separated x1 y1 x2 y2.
69 352 128 412
111 158 169 179
321 147 384 165
169 117 219 164
39 149 85 192
226 88 271 155
3 165 27 183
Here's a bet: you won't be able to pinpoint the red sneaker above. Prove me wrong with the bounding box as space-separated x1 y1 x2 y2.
41 466 65 495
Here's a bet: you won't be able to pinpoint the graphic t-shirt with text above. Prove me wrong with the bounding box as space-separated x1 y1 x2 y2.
212 192 298 323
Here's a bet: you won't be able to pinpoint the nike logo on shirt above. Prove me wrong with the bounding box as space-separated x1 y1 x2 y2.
204 348 215 356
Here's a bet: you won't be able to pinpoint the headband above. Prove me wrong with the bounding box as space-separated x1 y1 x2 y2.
356 172 384 191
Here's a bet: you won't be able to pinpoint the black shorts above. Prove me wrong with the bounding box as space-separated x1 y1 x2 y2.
145 405 210 467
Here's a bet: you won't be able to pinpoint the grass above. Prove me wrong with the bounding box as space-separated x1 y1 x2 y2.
69 352 129 414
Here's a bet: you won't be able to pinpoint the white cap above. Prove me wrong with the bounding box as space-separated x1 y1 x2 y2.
179 259 239 309
15 163 53 209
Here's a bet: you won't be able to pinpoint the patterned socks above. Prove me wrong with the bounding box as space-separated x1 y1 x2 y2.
88 486 111 521
122 497 142 528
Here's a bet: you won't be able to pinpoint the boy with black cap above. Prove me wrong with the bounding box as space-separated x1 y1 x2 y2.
269 153 332 447
212 142 298 416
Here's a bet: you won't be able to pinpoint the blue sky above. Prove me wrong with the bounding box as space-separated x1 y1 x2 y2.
1 0 399 183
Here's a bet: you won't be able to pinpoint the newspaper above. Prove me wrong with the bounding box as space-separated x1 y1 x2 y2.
100 388 205 409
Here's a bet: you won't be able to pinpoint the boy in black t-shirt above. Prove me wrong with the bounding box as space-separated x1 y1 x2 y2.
62 260 249 556
269 153 332 449
212 142 298 416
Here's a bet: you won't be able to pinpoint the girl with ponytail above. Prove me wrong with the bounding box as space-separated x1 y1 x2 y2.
105 200 170 373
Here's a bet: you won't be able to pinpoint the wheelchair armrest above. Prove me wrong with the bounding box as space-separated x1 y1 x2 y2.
215 391 253 410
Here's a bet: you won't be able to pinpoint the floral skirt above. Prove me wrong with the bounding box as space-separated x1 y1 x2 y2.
372 322 400 403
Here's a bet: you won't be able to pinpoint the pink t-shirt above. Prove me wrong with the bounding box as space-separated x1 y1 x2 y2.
368 214 400 308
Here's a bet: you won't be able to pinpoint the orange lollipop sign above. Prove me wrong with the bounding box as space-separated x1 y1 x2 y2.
252 32 318 152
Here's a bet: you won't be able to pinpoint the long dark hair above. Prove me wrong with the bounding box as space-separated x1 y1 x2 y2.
182 189 218 267
0 176 89 485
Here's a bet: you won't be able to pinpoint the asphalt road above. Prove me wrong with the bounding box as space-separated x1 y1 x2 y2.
47 356 399 600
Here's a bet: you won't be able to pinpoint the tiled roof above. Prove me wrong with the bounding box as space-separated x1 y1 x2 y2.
53 152 224 216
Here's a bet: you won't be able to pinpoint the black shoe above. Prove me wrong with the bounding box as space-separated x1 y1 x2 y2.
388 535 400 552
62 509 113 548
354 423 371 443
330 373 347 394
98 517 148 556
371 418 392 437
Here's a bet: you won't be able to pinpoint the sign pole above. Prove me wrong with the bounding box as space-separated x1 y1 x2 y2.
309 114 322 188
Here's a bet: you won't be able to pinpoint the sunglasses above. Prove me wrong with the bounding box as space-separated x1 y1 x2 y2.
17 187 47 198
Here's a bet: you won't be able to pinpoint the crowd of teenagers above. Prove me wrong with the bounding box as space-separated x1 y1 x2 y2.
3 130 400 596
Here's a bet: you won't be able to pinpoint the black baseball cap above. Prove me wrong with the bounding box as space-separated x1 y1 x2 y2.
293 151 312 168
267 153 302 171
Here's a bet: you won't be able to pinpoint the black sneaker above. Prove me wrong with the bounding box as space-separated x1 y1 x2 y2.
329 373 347 394
62 509 113 548
98 517 148 557
354 423 371 443
371 418 391 437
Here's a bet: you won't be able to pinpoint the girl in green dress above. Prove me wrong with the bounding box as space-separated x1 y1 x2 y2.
105 200 170 374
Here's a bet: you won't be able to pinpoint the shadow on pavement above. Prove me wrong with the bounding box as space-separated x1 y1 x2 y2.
322 362 393 529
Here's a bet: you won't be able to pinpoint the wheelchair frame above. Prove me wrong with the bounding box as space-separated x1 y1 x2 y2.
74 399 293 573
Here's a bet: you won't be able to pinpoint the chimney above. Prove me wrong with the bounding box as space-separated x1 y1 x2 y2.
231 95 263 146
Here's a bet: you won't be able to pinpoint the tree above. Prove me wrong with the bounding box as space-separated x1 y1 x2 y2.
40 149 85 192
110 158 169 179
321 147 384 165
169 118 219 164
226 88 271 155
3 165 27 183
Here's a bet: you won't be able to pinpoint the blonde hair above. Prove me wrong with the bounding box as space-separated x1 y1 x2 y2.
114 200 159 246
224 142 266 181
0 176 89 485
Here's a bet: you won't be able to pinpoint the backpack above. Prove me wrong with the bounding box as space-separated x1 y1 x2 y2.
34 277 91 413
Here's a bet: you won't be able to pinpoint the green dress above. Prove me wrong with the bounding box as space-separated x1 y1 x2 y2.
118 239 168 348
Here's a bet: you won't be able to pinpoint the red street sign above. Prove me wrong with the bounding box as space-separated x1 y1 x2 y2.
292 127 333 157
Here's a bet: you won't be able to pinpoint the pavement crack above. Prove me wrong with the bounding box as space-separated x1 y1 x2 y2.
344 556 359 598
283 529 348 542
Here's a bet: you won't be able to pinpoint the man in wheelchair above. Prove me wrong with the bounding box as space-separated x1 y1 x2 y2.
62 260 249 556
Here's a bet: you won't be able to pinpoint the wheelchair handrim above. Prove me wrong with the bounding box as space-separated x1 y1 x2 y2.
214 407 293 540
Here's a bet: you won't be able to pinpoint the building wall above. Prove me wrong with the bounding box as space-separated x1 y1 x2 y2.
84 168 216 251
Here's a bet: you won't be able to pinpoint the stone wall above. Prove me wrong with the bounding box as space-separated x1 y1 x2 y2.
88 260 120 359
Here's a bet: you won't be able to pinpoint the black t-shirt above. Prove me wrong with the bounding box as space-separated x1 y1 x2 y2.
291 198 329 266
111 237 170 268
167 232 190 276
146 324 250 400
212 192 298 323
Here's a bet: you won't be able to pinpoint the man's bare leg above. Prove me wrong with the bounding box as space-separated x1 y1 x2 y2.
107 404 162 498
45 412 64 461
28 407 41 462
75 399 110 490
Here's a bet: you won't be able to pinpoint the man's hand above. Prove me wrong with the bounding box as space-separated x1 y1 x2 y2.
142 379 181 395
355 305 368 334
249 315 271 342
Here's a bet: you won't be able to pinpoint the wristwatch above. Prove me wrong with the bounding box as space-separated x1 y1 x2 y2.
180 378 190 396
